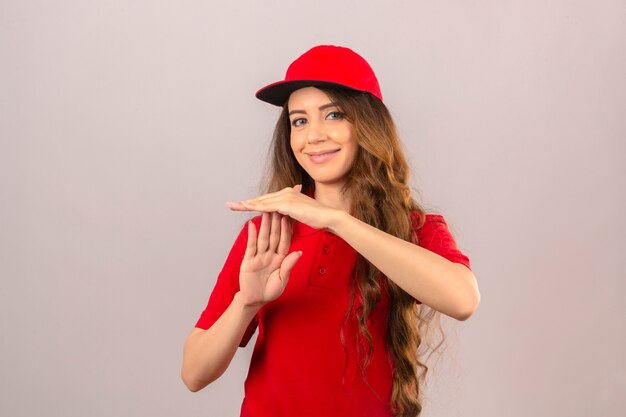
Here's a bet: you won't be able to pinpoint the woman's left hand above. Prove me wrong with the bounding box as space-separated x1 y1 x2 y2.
227 185 339 231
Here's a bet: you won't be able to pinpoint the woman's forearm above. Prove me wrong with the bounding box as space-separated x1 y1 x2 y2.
329 211 480 321
181 292 259 391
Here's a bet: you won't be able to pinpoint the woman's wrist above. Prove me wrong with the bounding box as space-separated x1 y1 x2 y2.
232 292 263 316
326 209 352 236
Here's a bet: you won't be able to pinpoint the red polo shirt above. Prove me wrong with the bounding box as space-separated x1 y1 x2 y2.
195 212 471 417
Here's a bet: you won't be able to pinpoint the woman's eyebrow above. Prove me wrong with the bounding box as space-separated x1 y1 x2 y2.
288 102 339 116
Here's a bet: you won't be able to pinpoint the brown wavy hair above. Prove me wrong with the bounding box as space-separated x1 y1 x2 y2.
262 88 445 417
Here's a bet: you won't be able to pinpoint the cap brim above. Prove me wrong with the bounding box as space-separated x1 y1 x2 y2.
255 80 364 107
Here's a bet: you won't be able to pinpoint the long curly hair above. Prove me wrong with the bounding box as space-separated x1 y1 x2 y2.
262 87 445 417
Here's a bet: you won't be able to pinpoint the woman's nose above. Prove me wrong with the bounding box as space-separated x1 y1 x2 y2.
306 120 327 144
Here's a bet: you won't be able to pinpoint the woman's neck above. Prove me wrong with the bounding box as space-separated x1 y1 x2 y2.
313 181 351 212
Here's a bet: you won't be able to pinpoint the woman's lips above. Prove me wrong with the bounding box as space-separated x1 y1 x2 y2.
307 149 340 164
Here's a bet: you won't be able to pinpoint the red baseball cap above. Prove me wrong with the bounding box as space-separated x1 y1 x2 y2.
255 45 383 106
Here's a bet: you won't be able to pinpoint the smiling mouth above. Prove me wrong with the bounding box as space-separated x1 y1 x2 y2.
306 149 340 163
306 149 340 156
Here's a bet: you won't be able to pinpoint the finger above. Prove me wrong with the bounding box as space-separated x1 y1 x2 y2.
256 212 271 253
242 194 297 213
227 201 254 211
244 189 282 205
276 215 293 256
245 186 297 204
263 251 303 301
279 251 303 282
241 198 282 213
264 270 287 302
243 221 257 260
294 184 302 193
268 212 281 252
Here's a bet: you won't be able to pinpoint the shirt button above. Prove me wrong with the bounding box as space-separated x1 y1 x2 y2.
322 245 330 254
318 267 327 275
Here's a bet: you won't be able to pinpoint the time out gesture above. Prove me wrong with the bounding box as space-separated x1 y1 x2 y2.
227 184 340 231
227 184 341 309
228 184 480 321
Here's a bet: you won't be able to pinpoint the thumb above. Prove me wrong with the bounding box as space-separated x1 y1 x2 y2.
264 251 302 302
279 250 303 282
293 184 303 193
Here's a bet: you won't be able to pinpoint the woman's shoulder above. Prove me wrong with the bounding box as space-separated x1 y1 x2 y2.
409 211 448 228
409 211 457 243
409 210 471 268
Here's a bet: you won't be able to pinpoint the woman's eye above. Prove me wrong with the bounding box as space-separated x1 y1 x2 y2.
291 118 306 127
326 111 344 120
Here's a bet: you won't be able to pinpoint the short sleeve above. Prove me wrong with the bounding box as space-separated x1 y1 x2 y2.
194 217 260 347
412 212 472 271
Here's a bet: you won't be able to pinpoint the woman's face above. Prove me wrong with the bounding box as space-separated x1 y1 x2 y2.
287 87 358 188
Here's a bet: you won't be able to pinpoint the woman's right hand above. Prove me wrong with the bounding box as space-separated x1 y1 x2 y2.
238 212 302 308
182 212 302 392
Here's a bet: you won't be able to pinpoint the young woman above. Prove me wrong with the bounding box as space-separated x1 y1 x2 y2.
182 45 480 417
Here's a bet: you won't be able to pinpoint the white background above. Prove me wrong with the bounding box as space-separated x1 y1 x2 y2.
1 1 625 416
